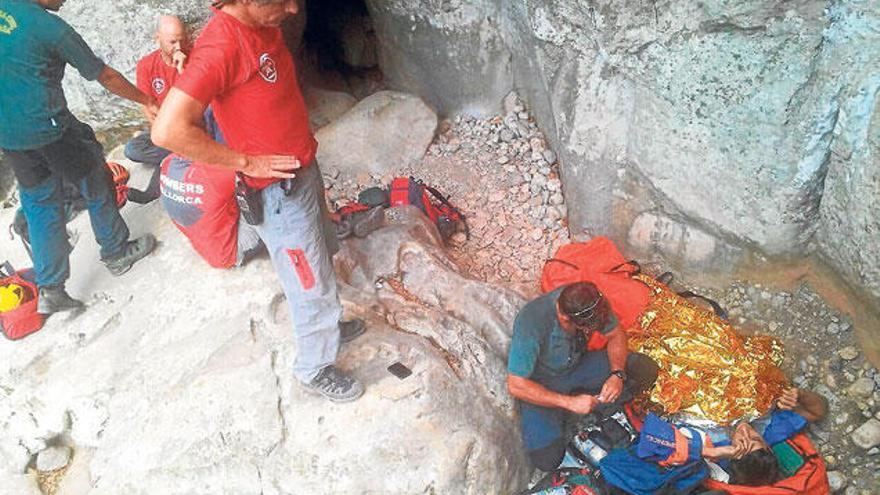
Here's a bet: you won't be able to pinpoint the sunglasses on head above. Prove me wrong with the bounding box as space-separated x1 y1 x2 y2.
568 293 604 320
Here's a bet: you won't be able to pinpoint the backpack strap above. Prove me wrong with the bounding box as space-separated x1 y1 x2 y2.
544 258 581 270
1 261 15 279
424 185 454 207
677 291 729 321
608 260 641 275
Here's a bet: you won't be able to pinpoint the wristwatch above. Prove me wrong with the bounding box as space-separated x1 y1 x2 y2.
610 369 626 381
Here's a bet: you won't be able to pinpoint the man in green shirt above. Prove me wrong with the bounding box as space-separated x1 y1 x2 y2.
0 0 160 314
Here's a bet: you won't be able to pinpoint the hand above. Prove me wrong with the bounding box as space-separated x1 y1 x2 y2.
242 155 301 179
776 388 799 411
566 394 599 414
704 444 747 460
172 50 187 74
143 96 160 123
597 375 624 403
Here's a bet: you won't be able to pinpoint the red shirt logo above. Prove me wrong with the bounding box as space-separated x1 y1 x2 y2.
259 53 277 83
152 77 166 95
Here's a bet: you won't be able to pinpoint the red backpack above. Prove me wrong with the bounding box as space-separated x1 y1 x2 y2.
703 434 830 494
0 262 45 340
540 237 652 350
388 177 467 240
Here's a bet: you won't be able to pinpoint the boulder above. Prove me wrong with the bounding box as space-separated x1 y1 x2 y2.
851 418 880 450
315 91 438 176
827 470 848 493
36 445 73 472
0 173 529 493
303 87 358 130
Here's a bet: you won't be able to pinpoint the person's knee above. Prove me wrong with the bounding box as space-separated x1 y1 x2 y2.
528 438 567 472
123 138 143 163
626 352 660 393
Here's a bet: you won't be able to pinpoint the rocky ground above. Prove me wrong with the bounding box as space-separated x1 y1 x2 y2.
324 96 569 298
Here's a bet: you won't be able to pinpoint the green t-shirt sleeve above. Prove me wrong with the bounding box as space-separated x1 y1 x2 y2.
507 313 541 378
53 20 104 81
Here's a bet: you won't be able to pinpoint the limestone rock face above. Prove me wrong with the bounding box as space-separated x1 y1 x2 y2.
315 91 438 176
0 184 529 493
365 0 880 304
366 0 511 117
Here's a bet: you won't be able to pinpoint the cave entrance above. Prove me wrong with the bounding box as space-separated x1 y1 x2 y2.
290 0 384 99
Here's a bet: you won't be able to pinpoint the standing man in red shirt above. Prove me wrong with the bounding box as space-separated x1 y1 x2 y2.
152 0 365 402
124 14 188 204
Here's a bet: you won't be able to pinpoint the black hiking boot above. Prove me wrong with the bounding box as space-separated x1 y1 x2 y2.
103 234 157 276
37 286 85 315
340 318 366 344
303 365 364 403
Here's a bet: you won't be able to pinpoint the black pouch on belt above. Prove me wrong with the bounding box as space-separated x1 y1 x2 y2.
235 173 263 225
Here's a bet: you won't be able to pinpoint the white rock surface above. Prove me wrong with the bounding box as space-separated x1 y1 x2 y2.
304 87 358 131
0 474 41 495
0 160 529 494
316 91 438 176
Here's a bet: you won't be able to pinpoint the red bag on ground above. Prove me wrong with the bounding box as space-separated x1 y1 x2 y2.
703 434 830 494
0 265 45 340
541 237 651 341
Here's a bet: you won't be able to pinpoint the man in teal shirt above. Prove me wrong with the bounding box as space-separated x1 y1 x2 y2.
0 0 159 313
507 282 659 471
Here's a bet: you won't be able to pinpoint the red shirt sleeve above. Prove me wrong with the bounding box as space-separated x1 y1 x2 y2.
174 36 241 105
135 57 150 96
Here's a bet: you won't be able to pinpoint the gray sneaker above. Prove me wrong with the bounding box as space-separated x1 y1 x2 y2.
104 234 157 276
303 365 364 402
37 286 85 315
340 318 366 344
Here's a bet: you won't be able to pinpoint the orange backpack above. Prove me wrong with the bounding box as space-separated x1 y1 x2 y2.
703 434 830 494
540 237 651 349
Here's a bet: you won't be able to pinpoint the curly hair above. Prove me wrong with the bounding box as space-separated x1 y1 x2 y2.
729 449 780 486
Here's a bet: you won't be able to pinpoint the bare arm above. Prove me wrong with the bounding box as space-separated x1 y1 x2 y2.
507 374 598 414
605 327 628 374
96 66 159 119
597 327 628 403
152 88 299 178
778 388 828 423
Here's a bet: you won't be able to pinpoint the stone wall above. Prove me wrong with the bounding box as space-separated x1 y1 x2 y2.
364 0 880 305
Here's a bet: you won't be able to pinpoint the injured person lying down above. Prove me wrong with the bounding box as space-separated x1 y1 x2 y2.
518 238 834 495
631 387 828 486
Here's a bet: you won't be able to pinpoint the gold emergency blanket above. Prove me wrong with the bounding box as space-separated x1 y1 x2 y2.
628 276 788 425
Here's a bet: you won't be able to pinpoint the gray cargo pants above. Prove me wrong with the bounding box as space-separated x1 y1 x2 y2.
244 162 342 383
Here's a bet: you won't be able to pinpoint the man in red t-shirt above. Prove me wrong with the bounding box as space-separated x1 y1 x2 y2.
124 15 189 204
152 0 365 402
